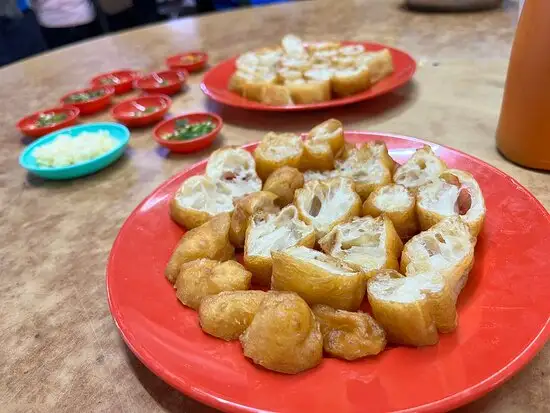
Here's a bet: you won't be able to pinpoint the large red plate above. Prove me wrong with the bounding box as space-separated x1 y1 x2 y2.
200 42 416 111
107 132 550 413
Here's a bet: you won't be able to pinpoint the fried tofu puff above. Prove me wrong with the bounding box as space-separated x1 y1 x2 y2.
312 304 386 360
393 145 447 192
285 79 331 104
271 246 367 311
367 269 458 346
240 291 323 374
307 118 345 155
401 217 475 296
262 166 304 207
175 259 252 310
165 213 235 283
357 49 394 83
253 132 304 180
295 177 362 240
170 176 234 229
319 215 403 276
362 184 419 240
244 205 315 285
229 191 280 248
198 290 267 340
205 147 262 198
416 169 486 237
331 66 370 97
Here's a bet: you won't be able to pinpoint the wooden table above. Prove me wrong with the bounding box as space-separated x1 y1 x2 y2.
1 1 547 412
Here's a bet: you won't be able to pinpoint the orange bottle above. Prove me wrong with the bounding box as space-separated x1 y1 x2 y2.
496 0 550 170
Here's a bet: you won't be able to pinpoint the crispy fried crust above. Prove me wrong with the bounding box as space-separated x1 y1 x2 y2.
175 259 252 310
307 119 345 154
253 132 304 180
165 213 235 283
229 191 279 247
286 80 331 104
393 145 447 192
362 184 419 240
312 304 386 360
240 291 323 374
332 66 370 97
271 247 367 311
262 166 304 207
198 290 267 340
299 140 334 171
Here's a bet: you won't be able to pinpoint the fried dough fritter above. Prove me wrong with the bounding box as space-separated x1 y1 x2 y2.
262 166 304 207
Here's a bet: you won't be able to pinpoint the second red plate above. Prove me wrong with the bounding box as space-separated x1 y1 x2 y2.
200 42 416 111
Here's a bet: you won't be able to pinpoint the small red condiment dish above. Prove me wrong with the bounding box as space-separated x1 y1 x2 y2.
60 86 115 115
111 95 172 128
135 70 188 96
90 69 140 94
153 112 222 153
166 51 208 73
17 106 80 139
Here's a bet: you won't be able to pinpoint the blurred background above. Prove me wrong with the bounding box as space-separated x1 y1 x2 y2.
0 0 291 67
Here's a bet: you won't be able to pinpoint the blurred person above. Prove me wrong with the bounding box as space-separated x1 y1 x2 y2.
97 0 161 33
33 0 101 49
0 0 47 66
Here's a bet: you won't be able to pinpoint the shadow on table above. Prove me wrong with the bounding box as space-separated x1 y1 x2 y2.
204 81 419 134
123 343 220 413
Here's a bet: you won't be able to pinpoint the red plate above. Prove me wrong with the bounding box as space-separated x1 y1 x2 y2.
200 42 416 111
107 132 550 413
111 95 172 128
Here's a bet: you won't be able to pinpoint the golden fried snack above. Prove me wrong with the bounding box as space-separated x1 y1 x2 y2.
240 291 323 374
338 44 366 57
244 205 315 285
205 147 262 198
262 166 304 207
285 79 331 104
198 290 267 340
362 184 419 240
307 41 341 52
175 259 252 310
281 34 307 57
229 191 280 247
170 176 234 230
362 140 397 172
253 132 304 180
358 49 394 83
299 140 334 171
261 84 294 106
165 213 235 283
307 118 345 154
277 67 303 83
331 66 370 97
367 269 458 346
295 177 362 240
303 169 338 182
393 145 447 192
271 246 367 311
416 169 486 237
401 216 475 295
319 215 403 276
312 304 386 360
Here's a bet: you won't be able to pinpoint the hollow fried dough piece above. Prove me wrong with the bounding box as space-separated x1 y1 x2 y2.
240 291 323 374
303 169 338 183
242 73 278 103
170 175 234 229
175 259 252 310
319 215 403 276
244 205 315 285
332 66 370 97
165 213 235 283
307 118 345 154
416 169 485 237
281 34 307 57
229 191 280 247
358 49 394 83
312 304 386 360
205 147 262 199
336 155 393 200
198 290 267 340
401 216 475 296
299 140 334 171
262 166 304 207
272 247 367 311
285 79 331 104
368 269 458 344
261 84 294 106
363 140 397 172
338 44 366 57
362 184 419 240
253 132 304 180
307 41 341 53
295 177 362 240
393 145 447 192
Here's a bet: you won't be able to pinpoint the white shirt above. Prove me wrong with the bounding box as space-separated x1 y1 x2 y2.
33 0 96 28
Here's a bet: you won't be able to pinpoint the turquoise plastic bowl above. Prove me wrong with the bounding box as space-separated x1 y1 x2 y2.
19 123 130 180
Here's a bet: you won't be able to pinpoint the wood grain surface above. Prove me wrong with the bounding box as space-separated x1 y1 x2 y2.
0 0 547 412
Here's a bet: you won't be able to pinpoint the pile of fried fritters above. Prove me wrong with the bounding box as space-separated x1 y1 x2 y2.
165 119 486 374
229 35 394 105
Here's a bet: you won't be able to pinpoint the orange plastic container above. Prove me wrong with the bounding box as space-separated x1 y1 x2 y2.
496 0 550 170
